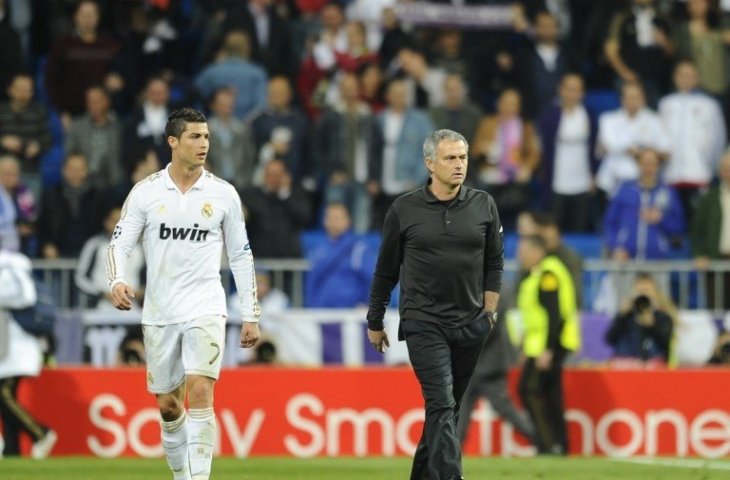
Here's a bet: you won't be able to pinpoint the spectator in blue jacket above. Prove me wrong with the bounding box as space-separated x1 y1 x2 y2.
194 30 268 121
370 78 434 229
604 149 685 260
304 203 376 308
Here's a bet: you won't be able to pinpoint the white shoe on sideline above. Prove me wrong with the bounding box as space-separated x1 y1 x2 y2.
31 430 57 459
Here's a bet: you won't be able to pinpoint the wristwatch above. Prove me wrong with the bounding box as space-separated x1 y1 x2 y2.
486 311 498 327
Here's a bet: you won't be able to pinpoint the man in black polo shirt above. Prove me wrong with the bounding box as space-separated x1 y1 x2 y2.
367 129 504 480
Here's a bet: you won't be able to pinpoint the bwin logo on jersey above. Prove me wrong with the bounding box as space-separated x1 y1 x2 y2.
159 223 210 242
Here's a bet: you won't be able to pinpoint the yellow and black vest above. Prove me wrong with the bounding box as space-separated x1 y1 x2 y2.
517 255 580 357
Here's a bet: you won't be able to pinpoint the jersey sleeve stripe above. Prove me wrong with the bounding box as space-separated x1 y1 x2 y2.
106 244 116 283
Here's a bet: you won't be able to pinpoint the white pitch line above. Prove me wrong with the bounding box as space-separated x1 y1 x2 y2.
613 457 730 471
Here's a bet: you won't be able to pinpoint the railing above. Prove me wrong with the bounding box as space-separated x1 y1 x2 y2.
31 258 730 311
502 259 730 312
31 258 311 309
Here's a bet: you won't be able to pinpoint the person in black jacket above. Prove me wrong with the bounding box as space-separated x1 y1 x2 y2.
220 0 295 78
605 293 673 364
240 158 310 258
37 152 101 259
367 129 503 480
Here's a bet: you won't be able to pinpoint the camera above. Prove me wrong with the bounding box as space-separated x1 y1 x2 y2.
631 295 652 314
715 336 730 364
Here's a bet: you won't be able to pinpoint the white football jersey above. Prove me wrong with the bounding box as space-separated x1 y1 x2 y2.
106 165 260 325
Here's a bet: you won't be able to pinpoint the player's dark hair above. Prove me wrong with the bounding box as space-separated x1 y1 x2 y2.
165 107 207 140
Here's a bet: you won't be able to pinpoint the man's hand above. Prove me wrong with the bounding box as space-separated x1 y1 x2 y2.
366 180 380 196
60 112 73 132
25 141 41 159
111 282 135 310
536 349 553 371
240 322 260 348
368 329 390 354
695 256 710 271
636 310 656 328
641 207 663 225
43 244 59 259
1 135 23 153
612 248 630 262
104 72 125 92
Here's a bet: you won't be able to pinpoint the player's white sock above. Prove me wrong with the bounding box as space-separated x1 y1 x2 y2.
161 412 191 480
188 408 215 480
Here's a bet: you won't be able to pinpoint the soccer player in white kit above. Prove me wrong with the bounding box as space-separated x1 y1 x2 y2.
106 108 260 480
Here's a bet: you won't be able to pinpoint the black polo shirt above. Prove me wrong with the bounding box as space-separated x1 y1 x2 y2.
367 183 504 331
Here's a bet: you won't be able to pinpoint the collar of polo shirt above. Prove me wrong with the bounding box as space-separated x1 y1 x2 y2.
422 178 468 204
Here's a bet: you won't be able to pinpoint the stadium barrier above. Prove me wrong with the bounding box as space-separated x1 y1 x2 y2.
15 367 730 458
59 308 727 367
32 257 310 308
32 258 730 312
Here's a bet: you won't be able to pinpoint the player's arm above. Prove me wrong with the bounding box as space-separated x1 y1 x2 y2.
223 188 261 348
107 185 146 310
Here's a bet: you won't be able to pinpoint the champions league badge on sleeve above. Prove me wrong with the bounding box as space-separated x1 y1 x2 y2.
202 202 213 218
113 224 123 239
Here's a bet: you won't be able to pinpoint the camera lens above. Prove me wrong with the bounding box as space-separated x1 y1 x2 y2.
632 295 652 313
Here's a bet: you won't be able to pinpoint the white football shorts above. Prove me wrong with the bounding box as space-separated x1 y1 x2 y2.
142 315 226 394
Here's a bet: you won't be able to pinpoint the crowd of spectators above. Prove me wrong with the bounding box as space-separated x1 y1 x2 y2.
1 0 730 264
3 0 730 347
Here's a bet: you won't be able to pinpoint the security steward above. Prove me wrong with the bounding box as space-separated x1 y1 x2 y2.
367 129 504 480
516 234 580 455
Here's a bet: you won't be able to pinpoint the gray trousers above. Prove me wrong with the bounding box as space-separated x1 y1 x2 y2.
457 373 536 444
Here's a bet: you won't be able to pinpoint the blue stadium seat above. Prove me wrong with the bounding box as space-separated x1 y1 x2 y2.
40 109 66 187
40 144 64 187
584 89 621 117
301 230 383 257
563 234 604 259
305 231 607 261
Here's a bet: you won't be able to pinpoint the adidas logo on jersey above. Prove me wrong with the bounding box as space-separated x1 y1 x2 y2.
159 223 210 242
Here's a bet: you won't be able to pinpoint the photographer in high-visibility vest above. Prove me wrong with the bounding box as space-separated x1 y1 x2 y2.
516 235 580 455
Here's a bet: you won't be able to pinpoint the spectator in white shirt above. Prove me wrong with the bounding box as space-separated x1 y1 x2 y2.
395 47 448 109
659 60 726 223
538 73 597 232
311 2 348 70
345 0 396 51
596 81 670 198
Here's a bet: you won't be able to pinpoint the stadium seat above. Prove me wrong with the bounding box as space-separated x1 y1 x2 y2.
584 89 621 117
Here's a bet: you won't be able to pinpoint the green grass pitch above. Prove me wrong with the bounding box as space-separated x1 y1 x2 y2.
1 456 729 480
